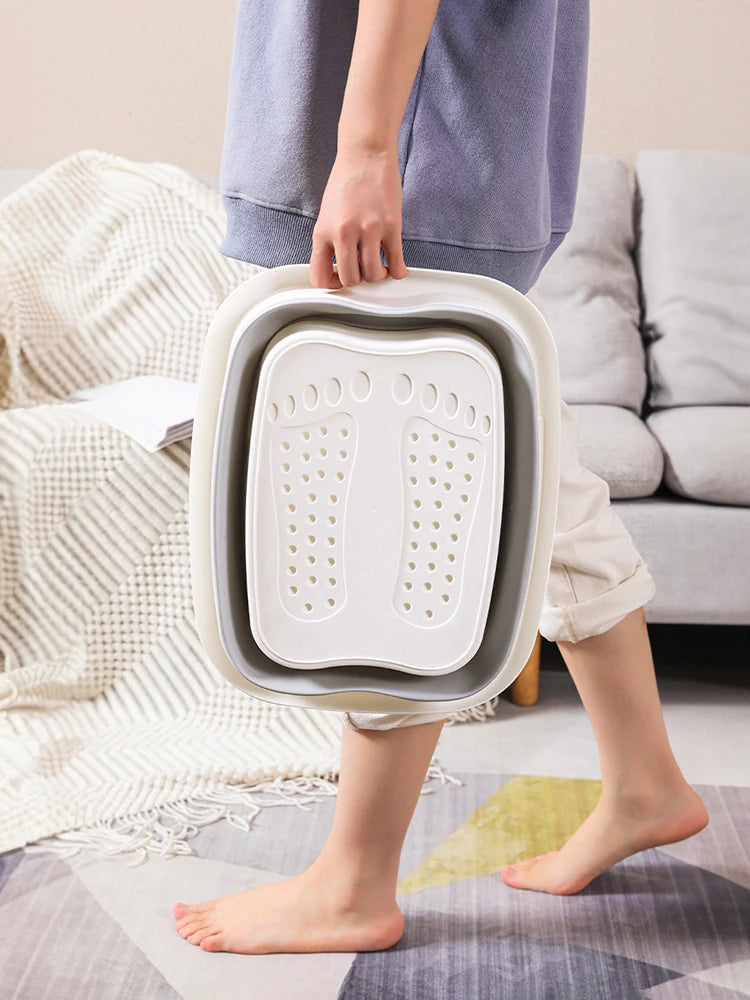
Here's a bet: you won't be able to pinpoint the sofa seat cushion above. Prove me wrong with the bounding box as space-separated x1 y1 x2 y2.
646 407 750 506
569 404 663 499
636 150 750 407
532 156 647 413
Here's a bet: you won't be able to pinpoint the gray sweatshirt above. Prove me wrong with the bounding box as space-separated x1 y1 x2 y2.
218 0 589 294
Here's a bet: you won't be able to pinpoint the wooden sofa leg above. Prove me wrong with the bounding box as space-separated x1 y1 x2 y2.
510 632 541 706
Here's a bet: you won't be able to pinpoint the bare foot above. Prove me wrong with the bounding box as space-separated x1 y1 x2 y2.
501 781 709 895
173 866 404 954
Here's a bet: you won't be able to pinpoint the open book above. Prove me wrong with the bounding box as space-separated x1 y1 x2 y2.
68 376 198 452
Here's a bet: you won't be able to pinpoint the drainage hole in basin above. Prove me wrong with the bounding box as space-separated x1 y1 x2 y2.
409 476 418 486
317 470 325 480
289 585 297 595
307 535 316 545
467 452 476 462
441 594 450 603
404 581 413 591
308 576 317 586
425 609 433 620
412 520 420 530
320 426 329 436
428 476 437 486
460 494 469 503
483 416 491 434
328 515 337 525
410 432 419 442
327 557 335 566
288 524 297 534
281 441 290 452
301 431 311 441
403 603 412 612
448 439 456 449
308 493 317 503
307 556 316 566
288 544 297 554
465 474 473 483
429 454 437 464
446 461 454 471
268 403 278 423
302 453 311 463
430 542 438 551
327 536 336 546
328 578 336 587
288 565 297 575
410 541 419 550
287 504 296 513
447 553 456 563
453 513 462 522
336 472 344 482
427 562 435 571
434 500 443 510
282 484 291 494
423 582 432 591
450 533 458 543
304 603 313 613
301 474 310 484
432 433 439 442
282 462 290 472
327 598 335 607
412 499 422 509
445 574 454 583
443 482 452 492
431 521 440 531
340 428 350 438
408 562 416 571
329 495 338 505
408 454 417 464
339 450 348 460
307 514 317 524
319 448 327 458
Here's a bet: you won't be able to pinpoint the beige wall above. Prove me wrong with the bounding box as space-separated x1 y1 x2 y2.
2 0 749 174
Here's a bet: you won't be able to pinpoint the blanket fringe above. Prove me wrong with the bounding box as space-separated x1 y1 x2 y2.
445 696 499 725
24 763 462 867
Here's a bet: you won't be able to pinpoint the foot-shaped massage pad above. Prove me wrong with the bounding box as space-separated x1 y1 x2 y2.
248 321 503 675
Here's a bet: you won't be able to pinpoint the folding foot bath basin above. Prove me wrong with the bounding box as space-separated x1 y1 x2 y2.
189 264 560 716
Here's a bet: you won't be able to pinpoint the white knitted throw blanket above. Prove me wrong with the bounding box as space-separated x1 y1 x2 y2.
0 150 494 862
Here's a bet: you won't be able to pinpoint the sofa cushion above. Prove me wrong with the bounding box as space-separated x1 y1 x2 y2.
646 407 750 506
569 404 663 499
532 155 647 413
636 150 750 407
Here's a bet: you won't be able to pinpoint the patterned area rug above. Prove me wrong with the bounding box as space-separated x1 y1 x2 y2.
1 770 748 1000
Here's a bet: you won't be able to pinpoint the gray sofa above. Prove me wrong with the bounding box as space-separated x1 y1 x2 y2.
532 150 750 626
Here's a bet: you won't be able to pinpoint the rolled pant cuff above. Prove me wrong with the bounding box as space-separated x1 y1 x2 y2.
342 711 450 731
539 560 656 644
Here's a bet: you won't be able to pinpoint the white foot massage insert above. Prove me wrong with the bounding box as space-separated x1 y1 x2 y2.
245 320 504 676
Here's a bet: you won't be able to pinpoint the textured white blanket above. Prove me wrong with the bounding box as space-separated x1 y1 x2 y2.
0 150 491 861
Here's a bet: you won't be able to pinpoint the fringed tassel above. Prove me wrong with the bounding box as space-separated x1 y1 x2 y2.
445 696 500 725
24 765 462 865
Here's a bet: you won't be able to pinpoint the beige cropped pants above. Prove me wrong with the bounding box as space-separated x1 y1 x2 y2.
343 285 656 732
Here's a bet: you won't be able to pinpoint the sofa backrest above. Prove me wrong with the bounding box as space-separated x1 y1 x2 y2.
635 149 750 408
532 155 647 414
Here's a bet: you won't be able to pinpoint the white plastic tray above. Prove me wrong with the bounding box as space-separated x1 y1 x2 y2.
245 320 504 675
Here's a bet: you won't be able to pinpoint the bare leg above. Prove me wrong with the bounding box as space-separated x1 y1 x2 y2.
502 608 709 894
174 719 444 953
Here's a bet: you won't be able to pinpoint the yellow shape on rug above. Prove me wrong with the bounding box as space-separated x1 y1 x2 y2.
398 774 602 895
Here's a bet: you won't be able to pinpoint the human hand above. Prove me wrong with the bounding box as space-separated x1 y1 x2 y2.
310 148 409 289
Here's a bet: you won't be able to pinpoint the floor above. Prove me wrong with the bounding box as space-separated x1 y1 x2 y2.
1 666 749 1000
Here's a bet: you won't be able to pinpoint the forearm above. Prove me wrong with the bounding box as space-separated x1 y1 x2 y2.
337 0 440 156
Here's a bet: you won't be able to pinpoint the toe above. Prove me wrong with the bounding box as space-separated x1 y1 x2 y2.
187 925 215 945
200 933 225 952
